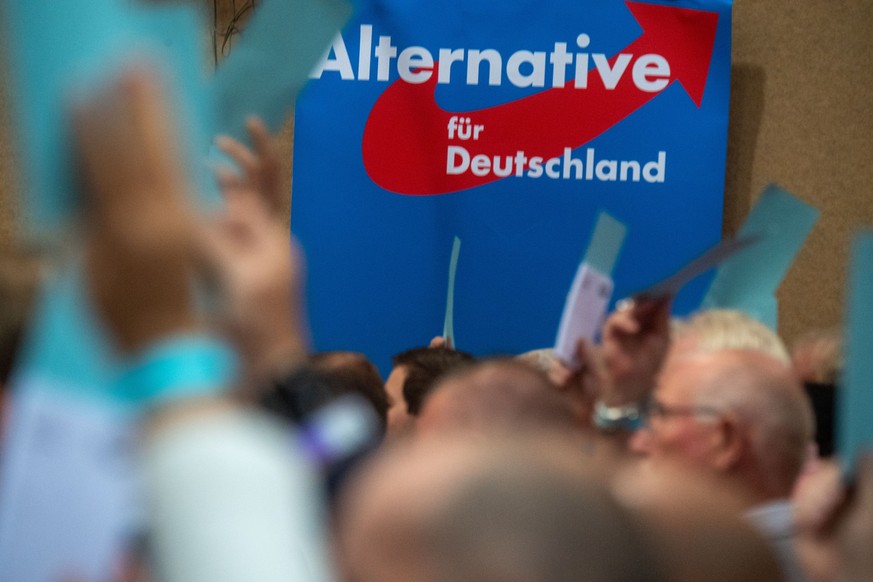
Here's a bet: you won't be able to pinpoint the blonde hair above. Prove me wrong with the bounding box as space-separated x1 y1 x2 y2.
791 327 842 384
515 348 557 375
672 309 790 365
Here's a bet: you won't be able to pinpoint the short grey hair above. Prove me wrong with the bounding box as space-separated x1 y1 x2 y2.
672 309 790 365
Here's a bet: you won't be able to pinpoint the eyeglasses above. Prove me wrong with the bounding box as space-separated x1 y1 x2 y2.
644 397 722 424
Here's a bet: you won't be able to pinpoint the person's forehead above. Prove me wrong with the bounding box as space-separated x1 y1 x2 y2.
662 331 704 368
656 352 717 402
416 386 453 428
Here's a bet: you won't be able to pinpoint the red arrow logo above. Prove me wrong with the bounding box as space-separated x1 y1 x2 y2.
362 2 719 195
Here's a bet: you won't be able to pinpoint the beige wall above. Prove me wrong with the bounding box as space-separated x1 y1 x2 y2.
725 0 873 345
1 0 871 346
0 56 22 246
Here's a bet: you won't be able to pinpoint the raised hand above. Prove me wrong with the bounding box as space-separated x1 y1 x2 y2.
599 296 671 406
204 118 307 390
74 65 200 352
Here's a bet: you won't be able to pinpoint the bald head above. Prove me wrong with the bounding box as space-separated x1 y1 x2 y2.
417 359 578 437
338 437 662 582
613 460 782 582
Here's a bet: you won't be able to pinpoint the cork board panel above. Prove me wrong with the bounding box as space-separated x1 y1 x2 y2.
727 0 873 346
0 0 871 348
0 55 23 248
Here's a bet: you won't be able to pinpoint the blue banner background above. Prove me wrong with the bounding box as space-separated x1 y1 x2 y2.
293 0 732 374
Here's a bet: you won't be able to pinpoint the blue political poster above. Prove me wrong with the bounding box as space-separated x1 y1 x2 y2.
292 0 733 372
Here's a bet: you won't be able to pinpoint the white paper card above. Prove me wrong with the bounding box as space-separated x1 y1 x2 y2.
554 264 613 367
0 380 140 582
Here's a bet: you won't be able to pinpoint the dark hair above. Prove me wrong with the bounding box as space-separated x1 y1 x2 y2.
259 361 384 503
803 381 836 457
392 346 474 416
310 351 388 435
260 366 339 424
261 351 388 438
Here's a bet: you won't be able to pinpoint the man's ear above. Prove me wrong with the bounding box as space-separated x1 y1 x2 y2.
710 414 745 473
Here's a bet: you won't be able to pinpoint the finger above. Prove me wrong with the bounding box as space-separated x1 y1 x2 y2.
246 116 276 166
245 116 283 215
575 338 598 371
606 310 641 336
214 165 243 195
215 134 260 182
576 339 607 395
213 165 273 229
548 359 572 388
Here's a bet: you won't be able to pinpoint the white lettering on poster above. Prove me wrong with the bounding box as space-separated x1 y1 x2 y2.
311 26 670 92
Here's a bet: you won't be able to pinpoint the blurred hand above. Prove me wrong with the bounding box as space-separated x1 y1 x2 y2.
792 455 873 582
214 117 284 215
599 297 671 406
429 336 448 349
840 456 873 581
794 459 844 535
204 118 307 389
792 458 842 582
549 339 605 428
74 65 199 352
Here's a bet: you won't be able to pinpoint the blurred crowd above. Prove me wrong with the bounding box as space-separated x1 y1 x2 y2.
0 66 866 582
